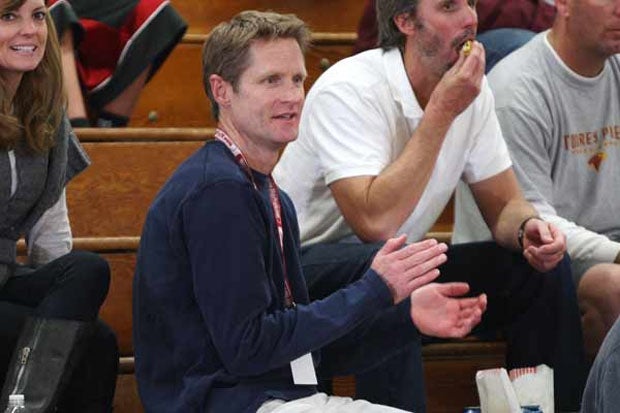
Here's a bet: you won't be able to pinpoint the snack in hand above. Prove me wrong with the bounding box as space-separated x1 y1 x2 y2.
462 40 473 56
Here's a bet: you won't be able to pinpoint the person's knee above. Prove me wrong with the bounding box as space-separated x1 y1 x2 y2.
577 264 620 358
63 251 111 305
544 254 574 289
301 242 381 298
71 251 110 287
549 253 573 279
578 264 620 324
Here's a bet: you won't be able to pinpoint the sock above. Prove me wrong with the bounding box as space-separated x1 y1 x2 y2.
70 117 90 128
95 111 129 128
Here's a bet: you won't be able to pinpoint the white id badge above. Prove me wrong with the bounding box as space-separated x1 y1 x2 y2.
290 353 318 385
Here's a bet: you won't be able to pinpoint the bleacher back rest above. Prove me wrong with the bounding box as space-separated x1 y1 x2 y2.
173 0 366 34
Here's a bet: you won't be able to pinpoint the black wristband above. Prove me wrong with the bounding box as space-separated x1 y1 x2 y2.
517 216 540 249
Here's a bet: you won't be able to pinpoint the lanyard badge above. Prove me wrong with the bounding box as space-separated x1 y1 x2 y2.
215 128 317 385
214 129 294 307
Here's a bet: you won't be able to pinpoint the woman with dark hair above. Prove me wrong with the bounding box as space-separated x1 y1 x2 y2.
0 0 118 411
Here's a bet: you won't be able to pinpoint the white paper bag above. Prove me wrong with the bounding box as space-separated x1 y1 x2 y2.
475 368 521 413
509 364 553 413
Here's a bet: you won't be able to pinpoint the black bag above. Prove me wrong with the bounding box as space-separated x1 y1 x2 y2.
0 317 91 412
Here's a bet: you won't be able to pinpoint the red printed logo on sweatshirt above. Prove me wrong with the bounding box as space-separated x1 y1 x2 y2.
587 151 607 172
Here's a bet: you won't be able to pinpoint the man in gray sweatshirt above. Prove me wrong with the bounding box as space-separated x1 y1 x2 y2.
454 0 620 361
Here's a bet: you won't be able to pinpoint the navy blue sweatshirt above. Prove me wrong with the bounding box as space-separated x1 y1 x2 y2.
133 141 394 412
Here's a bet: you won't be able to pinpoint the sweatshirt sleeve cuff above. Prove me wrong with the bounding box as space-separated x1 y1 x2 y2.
362 269 395 307
590 240 620 264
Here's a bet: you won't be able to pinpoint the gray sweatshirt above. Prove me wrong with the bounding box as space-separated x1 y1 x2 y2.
454 31 620 268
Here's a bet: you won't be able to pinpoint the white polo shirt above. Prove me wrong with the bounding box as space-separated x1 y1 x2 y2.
274 47 511 246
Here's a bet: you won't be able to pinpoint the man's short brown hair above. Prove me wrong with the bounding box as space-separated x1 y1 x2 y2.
202 10 311 120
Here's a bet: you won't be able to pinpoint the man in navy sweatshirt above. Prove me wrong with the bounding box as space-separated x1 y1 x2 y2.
132 10 487 413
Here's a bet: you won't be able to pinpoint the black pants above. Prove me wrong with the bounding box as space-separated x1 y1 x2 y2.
0 251 118 412
301 241 588 412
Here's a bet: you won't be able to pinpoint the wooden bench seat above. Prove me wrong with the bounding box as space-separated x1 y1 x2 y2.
172 0 366 35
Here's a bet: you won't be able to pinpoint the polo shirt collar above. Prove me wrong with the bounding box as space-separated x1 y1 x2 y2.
383 47 424 120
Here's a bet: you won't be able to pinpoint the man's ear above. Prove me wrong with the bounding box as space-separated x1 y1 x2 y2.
393 11 416 36
209 74 232 109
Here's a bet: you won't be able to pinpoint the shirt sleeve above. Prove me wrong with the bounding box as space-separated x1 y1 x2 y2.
306 82 391 186
596 344 620 413
26 189 72 266
498 105 620 264
462 81 512 184
182 181 392 377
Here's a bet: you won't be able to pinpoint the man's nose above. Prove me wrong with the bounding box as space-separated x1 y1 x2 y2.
283 83 304 103
462 3 478 32
613 0 620 17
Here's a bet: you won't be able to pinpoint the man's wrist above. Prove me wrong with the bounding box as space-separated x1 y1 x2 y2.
423 100 457 130
517 215 541 249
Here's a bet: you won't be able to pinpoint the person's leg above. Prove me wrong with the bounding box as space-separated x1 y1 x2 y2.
59 29 90 127
301 243 425 412
580 315 620 413
353 343 424 413
96 65 151 128
1 251 110 320
82 1 186 126
0 251 117 412
437 241 587 411
301 242 382 300
318 297 424 411
476 28 535 73
576 263 620 361
257 393 410 413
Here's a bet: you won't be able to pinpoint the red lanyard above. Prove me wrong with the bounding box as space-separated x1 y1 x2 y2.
214 129 294 307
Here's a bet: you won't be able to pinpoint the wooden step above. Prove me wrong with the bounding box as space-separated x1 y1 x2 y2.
172 0 366 34
67 129 207 238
